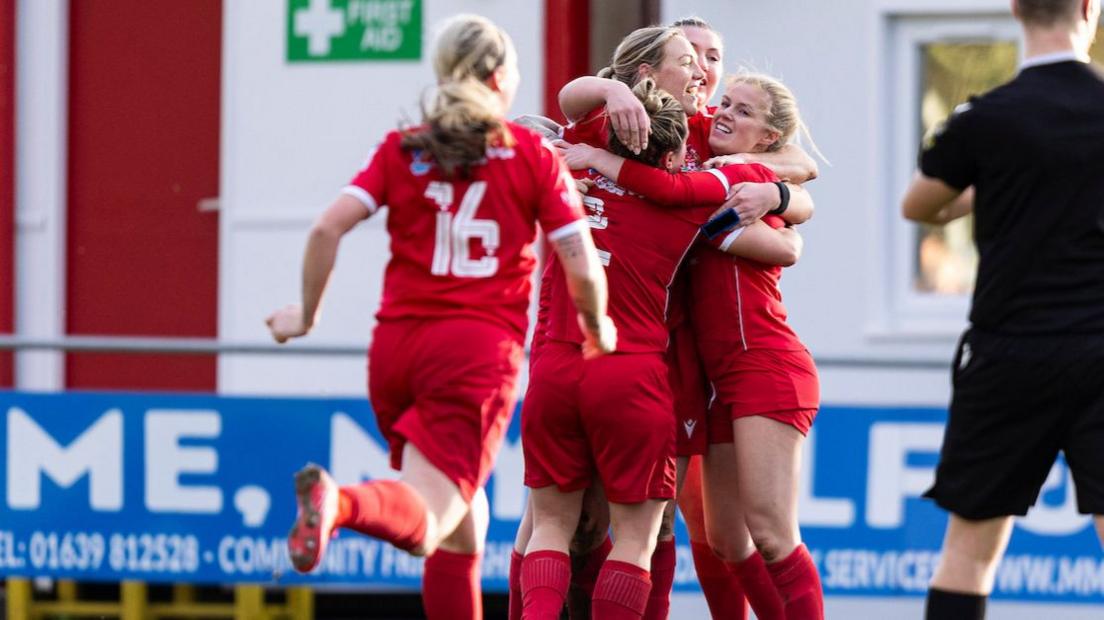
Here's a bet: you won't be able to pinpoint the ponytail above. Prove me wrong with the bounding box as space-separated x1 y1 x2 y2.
607 79 688 168
401 14 515 177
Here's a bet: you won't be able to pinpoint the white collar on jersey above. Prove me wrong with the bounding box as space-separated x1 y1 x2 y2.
1020 50 1089 70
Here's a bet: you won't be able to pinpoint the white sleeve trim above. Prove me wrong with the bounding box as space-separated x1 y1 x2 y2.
705 168 730 194
341 186 379 214
718 226 746 252
546 219 588 242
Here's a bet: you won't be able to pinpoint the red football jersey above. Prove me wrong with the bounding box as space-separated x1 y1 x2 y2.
689 215 804 352
346 124 586 340
540 161 764 353
562 105 610 149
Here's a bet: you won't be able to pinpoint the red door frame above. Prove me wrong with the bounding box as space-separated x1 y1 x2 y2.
0 0 14 387
544 0 590 123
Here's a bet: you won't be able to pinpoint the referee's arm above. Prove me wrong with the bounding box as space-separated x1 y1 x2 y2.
902 173 974 225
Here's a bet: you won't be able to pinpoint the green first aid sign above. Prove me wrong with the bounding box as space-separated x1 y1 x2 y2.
288 0 422 62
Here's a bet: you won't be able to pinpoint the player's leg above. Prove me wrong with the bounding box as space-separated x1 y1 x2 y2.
734 415 823 620
567 483 612 619
701 440 781 620
423 487 490 620
509 496 534 620
519 341 592 618
523 486 586 620
680 453 750 620
593 499 667 620
641 457 685 620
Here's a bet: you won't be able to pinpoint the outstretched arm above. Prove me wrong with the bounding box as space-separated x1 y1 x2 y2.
266 194 369 342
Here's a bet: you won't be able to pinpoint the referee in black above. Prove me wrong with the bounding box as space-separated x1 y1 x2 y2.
902 0 1104 618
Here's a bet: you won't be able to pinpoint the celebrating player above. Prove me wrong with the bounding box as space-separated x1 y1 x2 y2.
517 74 804 619
265 14 614 620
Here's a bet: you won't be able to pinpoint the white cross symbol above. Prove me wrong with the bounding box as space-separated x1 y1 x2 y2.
294 0 346 57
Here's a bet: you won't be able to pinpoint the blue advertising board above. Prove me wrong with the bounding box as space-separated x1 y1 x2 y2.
0 392 1101 603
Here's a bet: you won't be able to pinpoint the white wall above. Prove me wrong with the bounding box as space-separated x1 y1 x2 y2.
218 1 545 395
658 0 1018 407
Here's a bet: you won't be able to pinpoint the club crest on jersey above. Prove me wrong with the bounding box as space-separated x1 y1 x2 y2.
583 196 608 230
410 150 433 176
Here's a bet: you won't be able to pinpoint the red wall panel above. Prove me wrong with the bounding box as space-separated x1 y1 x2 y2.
0 0 14 387
544 0 590 123
66 0 221 391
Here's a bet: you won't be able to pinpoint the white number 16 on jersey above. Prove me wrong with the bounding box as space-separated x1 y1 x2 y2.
425 181 500 278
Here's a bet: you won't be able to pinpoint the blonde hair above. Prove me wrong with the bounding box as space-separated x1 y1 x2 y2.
607 79 688 168
401 14 514 177
727 71 826 161
597 26 684 86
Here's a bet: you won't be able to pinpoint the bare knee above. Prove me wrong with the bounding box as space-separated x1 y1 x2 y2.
743 512 798 564
704 525 753 563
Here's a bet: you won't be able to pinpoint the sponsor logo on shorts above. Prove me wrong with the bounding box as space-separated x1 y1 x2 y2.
683 419 697 438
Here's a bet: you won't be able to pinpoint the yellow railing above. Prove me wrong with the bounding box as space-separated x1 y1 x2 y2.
4 579 313 620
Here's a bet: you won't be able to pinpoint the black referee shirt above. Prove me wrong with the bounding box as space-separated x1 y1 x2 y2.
920 60 1104 336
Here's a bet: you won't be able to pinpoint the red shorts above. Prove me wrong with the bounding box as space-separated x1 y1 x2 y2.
522 342 676 503
667 323 711 456
368 318 523 503
705 348 820 437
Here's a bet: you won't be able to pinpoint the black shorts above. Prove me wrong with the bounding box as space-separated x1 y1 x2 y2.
924 328 1104 519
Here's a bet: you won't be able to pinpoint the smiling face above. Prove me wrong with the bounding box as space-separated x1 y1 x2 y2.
679 25 723 109
708 81 780 155
641 35 704 115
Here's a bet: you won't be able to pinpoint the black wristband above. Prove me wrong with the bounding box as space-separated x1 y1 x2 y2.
769 182 790 216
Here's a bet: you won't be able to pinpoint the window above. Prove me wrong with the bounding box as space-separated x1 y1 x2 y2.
914 41 1017 296
884 16 1020 333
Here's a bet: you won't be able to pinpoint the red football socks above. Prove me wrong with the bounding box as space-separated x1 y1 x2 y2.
508 549 524 620
422 549 482 620
691 542 749 620
766 545 824 620
642 538 676 620
336 481 427 551
592 560 652 620
727 550 785 620
521 550 571 620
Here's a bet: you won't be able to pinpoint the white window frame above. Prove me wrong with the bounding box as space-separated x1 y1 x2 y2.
880 14 1021 338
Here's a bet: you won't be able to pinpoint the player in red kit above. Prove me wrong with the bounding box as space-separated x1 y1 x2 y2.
577 73 827 619
549 21 819 620
507 22 818 619
265 15 615 620
612 81 827 617
515 78 804 620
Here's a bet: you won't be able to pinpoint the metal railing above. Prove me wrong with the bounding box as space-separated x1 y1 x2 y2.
0 334 952 369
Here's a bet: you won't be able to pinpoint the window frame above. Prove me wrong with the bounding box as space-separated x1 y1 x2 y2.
879 14 1021 338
